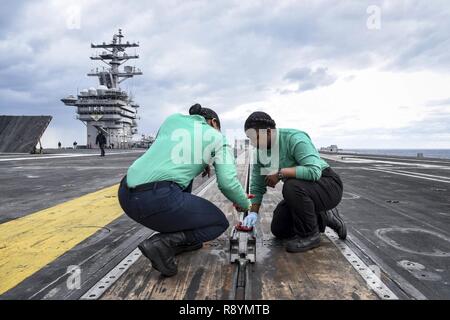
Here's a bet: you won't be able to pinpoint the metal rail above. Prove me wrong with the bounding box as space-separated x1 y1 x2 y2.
230 157 253 300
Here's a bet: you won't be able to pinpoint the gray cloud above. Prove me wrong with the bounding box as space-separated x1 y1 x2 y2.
284 67 337 92
0 1 27 31
1 0 450 148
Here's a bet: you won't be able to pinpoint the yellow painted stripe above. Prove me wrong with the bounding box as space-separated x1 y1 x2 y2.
0 184 123 295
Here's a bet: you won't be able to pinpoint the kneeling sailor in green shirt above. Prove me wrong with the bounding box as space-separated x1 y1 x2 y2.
242 111 347 253
118 104 250 277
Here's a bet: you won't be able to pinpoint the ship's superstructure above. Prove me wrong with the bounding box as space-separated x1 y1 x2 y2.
62 29 142 148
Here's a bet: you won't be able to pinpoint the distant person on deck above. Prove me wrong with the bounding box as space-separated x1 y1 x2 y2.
243 111 347 253
58 141 61 149
73 141 77 149
96 131 107 157
118 104 250 277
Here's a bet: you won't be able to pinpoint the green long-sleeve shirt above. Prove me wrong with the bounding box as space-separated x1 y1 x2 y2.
250 128 329 204
126 113 251 209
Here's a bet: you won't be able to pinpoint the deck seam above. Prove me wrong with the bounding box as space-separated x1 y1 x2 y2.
324 228 399 300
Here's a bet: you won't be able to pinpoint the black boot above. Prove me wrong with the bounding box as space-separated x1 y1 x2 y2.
173 242 203 255
285 232 321 253
138 232 192 277
325 208 347 240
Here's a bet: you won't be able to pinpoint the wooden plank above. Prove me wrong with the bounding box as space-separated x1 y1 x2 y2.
101 159 378 300
101 239 234 300
101 159 247 300
248 183 378 300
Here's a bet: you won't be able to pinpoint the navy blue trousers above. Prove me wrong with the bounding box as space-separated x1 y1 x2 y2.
118 177 229 243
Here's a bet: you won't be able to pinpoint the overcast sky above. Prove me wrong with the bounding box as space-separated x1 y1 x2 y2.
1 0 450 149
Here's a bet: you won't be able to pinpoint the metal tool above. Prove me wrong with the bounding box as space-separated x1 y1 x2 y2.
229 213 257 263
230 162 256 264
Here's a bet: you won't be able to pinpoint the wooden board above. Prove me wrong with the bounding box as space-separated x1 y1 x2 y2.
101 162 377 300
101 159 246 300
248 184 378 300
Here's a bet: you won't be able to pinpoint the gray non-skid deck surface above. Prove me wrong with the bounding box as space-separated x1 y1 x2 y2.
5 150 449 299
323 154 450 299
0 150 146 224
0 116 52 153
0 150 151 299
101 161 377 300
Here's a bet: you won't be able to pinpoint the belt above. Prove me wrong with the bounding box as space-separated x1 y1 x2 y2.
123 178 177 193
322 167 334 175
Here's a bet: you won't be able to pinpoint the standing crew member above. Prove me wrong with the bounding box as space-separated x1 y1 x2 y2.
118 104 250 277
243 111 347 253
96 131 107 157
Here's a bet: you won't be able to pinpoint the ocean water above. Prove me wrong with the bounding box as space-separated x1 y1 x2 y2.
341 149 450 160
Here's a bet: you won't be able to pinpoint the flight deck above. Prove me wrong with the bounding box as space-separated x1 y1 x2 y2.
0 150 449 300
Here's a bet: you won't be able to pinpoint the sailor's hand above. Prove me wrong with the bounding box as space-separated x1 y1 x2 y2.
202 165 211 178
243 212 258 228
234 205 248 212
265 174 279 188
233 194 254 212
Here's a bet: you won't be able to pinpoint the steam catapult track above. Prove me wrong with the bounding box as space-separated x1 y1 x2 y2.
83 152 387 300
7 149 450 300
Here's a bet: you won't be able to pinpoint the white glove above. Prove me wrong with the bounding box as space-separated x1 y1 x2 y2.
243 212 258 228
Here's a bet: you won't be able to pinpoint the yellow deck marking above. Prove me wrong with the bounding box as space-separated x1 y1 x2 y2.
0 184 123 295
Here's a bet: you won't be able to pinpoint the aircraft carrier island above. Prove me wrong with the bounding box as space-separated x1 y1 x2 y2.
61 29 143 149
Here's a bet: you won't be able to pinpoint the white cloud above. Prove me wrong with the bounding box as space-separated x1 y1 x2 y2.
1 0 450 148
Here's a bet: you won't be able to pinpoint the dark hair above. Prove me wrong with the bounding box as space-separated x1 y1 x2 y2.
244 111 276 131
189 103 221 130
